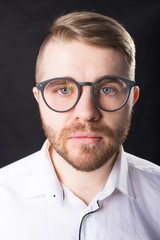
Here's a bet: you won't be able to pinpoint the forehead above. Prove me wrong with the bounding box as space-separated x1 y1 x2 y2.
38 39 128 82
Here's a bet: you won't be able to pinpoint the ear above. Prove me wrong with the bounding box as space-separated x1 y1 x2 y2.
133 86 140 105
32 87 39 103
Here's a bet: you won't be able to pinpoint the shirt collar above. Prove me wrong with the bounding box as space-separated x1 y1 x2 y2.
116 148 135 199
100 148 135 200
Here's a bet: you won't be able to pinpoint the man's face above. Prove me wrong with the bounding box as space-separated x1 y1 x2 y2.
33 40 138 172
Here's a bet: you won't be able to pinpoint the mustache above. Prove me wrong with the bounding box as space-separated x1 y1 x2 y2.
59 123 115 138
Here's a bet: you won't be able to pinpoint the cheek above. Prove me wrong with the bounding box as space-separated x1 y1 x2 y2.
39 100 70 131
102 104 132 130
43 112 66 130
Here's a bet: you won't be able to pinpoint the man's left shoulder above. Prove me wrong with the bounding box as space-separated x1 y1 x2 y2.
125 152 160 191
125 152 160 175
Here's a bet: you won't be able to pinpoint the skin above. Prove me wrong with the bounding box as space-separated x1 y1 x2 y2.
33 40 139 205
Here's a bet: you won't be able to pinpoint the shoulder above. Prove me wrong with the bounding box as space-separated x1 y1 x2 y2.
0 150 42 201
125 151 160 175
0 150 41 180
124 152 160 194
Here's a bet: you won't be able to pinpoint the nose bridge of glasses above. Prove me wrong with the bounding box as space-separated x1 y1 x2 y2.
79 82 93 87
77 82 94 106
78 82 93 100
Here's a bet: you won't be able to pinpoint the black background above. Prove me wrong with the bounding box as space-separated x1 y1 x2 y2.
0 0 160 168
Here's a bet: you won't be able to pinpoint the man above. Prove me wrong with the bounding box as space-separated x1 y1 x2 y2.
0 11 160 240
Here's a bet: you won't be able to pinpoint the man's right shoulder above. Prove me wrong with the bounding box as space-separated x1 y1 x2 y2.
0 150 41 180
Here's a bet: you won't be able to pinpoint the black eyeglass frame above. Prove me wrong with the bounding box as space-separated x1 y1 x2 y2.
36 76 136 113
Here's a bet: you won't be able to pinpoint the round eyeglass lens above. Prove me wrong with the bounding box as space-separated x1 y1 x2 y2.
43 79 79 112
93 78 129 111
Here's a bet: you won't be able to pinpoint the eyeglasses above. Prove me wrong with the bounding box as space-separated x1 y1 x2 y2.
36 76 136 113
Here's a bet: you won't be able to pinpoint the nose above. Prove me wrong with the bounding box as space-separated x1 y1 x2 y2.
72 86 101 122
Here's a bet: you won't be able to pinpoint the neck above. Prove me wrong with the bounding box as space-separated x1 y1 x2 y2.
50 147 119 205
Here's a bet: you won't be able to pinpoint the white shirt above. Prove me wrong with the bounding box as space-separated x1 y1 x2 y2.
0 140 160 240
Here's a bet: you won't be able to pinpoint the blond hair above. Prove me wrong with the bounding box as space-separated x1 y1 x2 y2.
36 11 135 82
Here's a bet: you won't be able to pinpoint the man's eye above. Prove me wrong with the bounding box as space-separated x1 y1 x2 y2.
57 87 71 95
99 87 114 95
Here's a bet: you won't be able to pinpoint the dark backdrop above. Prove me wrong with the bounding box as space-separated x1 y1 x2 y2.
0 0 160 168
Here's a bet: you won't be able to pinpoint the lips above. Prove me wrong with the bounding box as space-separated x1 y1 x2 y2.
69 132 103 145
